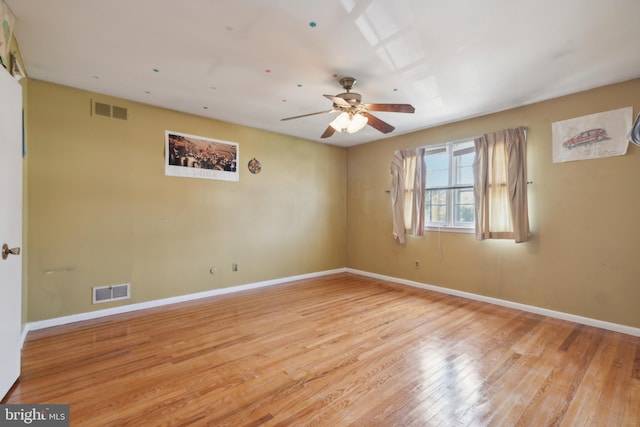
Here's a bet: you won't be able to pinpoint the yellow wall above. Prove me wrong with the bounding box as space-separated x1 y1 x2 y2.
26 80 347 321
25 77 640 329
347 78 640 328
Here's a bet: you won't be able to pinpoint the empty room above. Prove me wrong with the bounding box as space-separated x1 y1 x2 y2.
1 1 639 425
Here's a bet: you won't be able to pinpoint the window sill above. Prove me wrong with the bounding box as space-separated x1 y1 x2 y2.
425 226 474 234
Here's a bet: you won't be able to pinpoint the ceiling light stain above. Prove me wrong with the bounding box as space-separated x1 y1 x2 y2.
309 21 317 28
153 68 159 72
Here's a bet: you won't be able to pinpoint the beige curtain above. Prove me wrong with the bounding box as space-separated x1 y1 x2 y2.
473 126 529 242
391 148 426 244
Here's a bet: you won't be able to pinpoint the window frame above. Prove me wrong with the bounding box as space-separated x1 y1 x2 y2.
424 139 476 233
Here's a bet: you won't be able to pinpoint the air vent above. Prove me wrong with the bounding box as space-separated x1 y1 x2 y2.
92 99 128 120
112 106 128 120
93 283 131 304
94 102 111 117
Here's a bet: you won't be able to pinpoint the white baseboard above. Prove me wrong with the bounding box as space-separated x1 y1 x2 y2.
346 268 640 337
25 268 347 334
24 267 640 340
20 324 29 348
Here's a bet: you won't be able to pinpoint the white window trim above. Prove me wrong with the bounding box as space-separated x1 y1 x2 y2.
425 224 475 234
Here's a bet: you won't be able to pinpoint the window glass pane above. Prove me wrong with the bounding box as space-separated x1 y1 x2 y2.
425 151 448 188
456 152 474 185
453 141 475 186
426 189 447 223
454 189 475 224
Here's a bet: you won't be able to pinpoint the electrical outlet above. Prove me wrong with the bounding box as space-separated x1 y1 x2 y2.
415 260 421 269
232 263 238 272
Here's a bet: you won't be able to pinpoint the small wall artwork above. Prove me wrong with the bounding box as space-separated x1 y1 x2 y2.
165 130 239 181
552 106 632 163
247 158 262 174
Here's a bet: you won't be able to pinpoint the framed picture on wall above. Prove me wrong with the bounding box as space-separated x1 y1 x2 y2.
551 106 632 163
165 130 239 182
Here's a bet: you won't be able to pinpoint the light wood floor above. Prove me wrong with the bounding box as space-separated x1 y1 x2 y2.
4 273 640 426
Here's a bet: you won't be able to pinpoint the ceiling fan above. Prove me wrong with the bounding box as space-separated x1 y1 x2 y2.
281 77 415 138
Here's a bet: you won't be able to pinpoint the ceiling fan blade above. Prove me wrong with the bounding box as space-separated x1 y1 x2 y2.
281 110 334 121
323 95 351 108
364 112 395 134
364 103 415 113
321 126 336 138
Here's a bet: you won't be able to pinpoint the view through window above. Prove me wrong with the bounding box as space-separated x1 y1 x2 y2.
425 140 475 230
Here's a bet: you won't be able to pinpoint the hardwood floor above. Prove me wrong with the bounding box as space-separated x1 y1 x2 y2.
4 273 640 426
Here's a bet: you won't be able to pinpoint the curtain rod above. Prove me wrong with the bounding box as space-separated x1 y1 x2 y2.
385 181 533 193
423 182 533 191
398 126 529 154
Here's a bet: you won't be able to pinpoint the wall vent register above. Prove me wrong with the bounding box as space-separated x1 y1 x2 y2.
93 283 131 304
91 99 128 120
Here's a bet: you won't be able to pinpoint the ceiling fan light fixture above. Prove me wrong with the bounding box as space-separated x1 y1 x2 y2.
281 77 414 138
330 112 368 134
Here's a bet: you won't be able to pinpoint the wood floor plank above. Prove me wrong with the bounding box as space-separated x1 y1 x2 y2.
516 325 603 425
559 330 620 426
3 273 639 426
588 334 638 427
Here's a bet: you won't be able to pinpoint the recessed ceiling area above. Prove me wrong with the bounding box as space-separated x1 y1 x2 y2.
7 0 640 147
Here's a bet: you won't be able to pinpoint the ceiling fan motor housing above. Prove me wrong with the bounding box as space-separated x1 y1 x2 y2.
339 77 357 91
336 92 362 107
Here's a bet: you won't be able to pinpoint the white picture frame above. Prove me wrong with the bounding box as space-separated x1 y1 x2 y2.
165 130 239 182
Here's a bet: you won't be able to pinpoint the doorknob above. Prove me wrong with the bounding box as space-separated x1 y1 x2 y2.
2 243 21 260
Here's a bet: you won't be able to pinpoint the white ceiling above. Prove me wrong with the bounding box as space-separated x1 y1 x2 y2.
6 0 640 147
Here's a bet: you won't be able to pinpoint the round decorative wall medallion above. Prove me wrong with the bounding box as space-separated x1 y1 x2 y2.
248 158 262 174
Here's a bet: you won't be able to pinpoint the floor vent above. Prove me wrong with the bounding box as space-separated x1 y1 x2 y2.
92 99 128 120
93 283 131 304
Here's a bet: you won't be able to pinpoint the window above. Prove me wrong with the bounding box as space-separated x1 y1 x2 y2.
424 140 475 231
391 126 527 243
